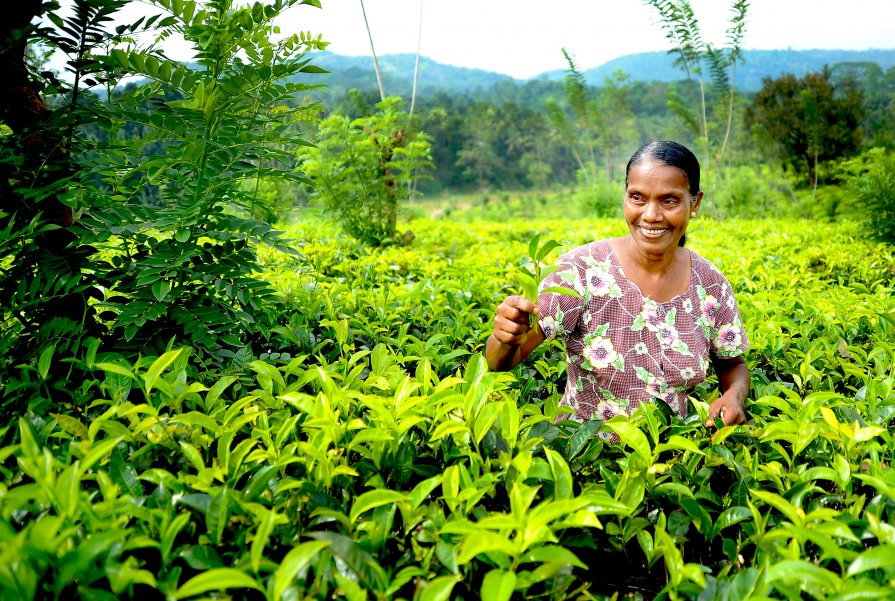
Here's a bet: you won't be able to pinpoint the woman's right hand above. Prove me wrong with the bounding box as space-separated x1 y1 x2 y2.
486 296 546 371
491 295 540 346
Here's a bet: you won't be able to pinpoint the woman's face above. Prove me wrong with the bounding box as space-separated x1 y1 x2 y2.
624 159 701 257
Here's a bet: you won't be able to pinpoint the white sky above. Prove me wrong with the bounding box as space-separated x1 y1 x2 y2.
292 0 895 78
56 0 895 79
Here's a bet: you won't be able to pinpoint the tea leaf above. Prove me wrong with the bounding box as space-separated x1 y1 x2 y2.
457 531 516 565
713 506 752 536
535 239 562 262
51 413 88 440
520 546 587 569
846 545 895 576
308 531 387 592
206 488 232 545
603 419 652 462
544 448 573 500
417 575 460 601
173 568 260 599
766 560 840 594
656 434 704 455
481 569 517 601
109 446 143 498
540 285 582 298
271 541 331 600
750 489 803 525
350 490 406 524
143 349 185 396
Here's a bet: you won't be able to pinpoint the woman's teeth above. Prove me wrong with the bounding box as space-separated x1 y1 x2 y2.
640 227 667 235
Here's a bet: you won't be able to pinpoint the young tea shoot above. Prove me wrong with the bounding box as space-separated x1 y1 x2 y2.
517 234 581 334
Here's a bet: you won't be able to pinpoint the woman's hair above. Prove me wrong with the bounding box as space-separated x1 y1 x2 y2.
625 141 700 247
625 140 701 195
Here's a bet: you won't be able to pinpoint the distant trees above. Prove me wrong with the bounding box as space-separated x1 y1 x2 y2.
746 67 864 188
831 62 895 149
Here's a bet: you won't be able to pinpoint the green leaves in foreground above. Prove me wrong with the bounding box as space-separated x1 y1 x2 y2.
4 219 895 599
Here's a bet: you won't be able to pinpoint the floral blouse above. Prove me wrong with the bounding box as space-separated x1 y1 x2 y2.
537 239 749 422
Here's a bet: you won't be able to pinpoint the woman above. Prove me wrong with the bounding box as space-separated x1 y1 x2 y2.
486 141 750 428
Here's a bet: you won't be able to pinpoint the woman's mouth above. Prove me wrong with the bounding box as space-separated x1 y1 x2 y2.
638 226 669 237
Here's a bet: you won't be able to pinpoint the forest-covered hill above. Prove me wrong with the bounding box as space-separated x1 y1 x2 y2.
308 48 895 96
555 49 895 91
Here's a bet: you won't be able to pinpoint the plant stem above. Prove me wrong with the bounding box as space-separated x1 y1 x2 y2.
359 0 386 102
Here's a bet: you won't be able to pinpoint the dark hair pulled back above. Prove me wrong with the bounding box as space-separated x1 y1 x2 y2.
625 141 701 247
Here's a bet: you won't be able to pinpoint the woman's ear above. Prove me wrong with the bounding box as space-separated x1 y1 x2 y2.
691 190 703 216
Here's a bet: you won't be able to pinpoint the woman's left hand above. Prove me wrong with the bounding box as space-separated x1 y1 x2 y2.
705 394 746 427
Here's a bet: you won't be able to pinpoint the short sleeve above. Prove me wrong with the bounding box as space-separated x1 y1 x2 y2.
707 278 749 359
536 260 584 341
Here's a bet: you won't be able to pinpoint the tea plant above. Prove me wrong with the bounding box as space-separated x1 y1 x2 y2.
4 216 894 599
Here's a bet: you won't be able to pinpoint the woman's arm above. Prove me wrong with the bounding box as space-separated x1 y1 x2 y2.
486 295 546 371
706 354 750 427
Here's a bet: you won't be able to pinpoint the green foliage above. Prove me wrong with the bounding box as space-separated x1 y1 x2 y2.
840 148 895 243
746 67 864 187
547 53 634 188
1 0 128 416
572 169 622 217
1 0 326 412
831 62 895 149
3 217 895 599
4 1 895 598
298 97 433 245
551 49 600 182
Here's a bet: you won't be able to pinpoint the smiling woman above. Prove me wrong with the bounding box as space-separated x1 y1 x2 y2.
486 141 751 431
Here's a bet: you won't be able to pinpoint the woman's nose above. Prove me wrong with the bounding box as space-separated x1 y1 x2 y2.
643 200 659 220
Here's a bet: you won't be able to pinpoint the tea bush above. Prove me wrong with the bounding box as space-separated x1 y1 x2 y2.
3 216 895 600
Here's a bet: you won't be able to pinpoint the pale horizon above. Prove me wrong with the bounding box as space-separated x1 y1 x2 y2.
50 0 895 80
295 0 895 79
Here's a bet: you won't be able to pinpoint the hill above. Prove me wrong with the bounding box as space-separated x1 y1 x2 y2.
540 49 895 91
305 52 512 99
306 48 895 97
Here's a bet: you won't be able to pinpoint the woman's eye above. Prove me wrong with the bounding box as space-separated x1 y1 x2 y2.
662 198 681 207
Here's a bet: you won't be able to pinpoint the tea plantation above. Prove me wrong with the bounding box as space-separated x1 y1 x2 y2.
2 217 895 600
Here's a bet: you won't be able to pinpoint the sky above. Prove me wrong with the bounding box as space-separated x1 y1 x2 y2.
55 0 895 80
291 0 895 78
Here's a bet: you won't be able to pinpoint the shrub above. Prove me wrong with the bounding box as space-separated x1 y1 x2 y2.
297 97 433 245
0 0 325 415
573 169 623 218
841 148 895 243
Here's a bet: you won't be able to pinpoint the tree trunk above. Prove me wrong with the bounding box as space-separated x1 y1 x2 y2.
1 1 73 231
1 0 90 393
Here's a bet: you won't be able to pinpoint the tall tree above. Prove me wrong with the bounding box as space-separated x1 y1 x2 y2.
746 67 864 189
545 50 601 184
1 0 326 414
598 69 633 179
644 0 748 199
